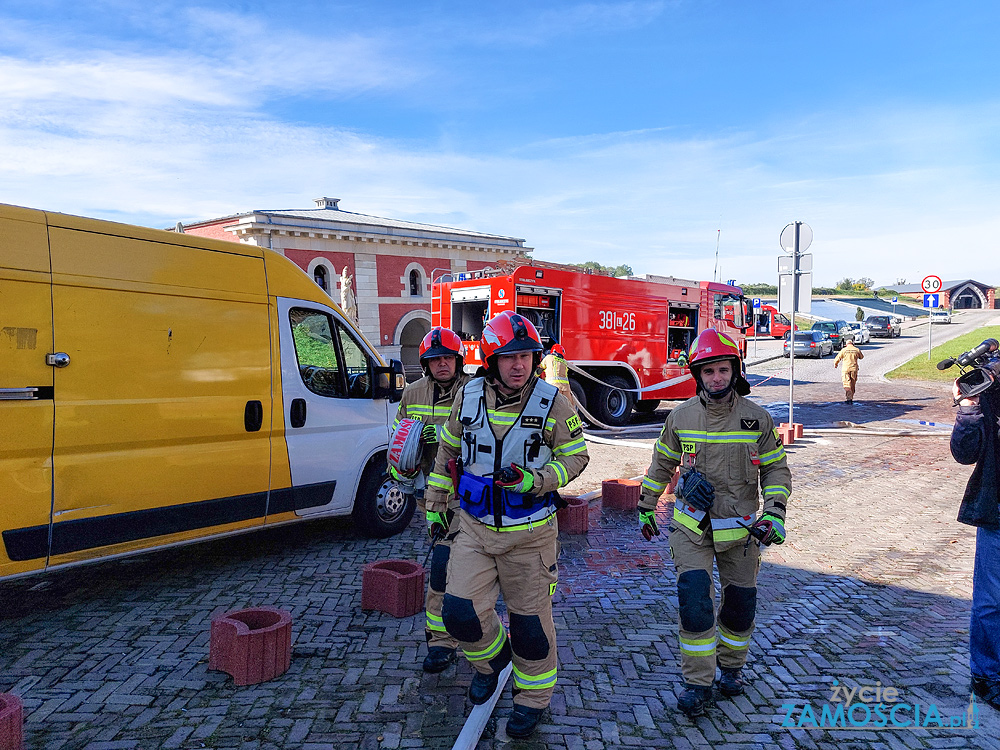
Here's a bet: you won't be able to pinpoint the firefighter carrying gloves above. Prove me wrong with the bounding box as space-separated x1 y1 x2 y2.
391 326 471 675
639 328 791 719
424 311 589 740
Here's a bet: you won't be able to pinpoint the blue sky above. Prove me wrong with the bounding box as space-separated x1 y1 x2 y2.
1 0 998 286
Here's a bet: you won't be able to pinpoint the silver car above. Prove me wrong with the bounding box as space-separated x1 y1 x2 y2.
841 321 871 345
783 330 834 358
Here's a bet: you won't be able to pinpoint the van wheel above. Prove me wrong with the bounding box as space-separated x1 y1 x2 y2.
592 374 634 427
353 454 415 538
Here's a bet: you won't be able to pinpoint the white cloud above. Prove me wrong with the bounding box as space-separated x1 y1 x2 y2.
1 14 998 288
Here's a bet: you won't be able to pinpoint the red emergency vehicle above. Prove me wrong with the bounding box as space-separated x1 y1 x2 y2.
432 262 750 425
753 304 794 339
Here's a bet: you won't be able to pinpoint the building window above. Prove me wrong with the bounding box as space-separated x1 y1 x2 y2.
409 268 423 297
314 265 329 292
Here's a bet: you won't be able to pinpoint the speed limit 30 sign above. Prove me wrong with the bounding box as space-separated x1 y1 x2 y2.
921 275 942 293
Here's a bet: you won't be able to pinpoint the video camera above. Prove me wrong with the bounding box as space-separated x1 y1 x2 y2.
937 338 1000 404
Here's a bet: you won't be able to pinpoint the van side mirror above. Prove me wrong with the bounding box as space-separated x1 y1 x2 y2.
373 359 406 402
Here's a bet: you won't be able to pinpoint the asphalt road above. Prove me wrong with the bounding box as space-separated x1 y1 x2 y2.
746 309 1000 383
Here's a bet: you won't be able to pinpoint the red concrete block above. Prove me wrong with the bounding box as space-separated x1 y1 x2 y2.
602 479 641 510
209 607 292 686
556 495 589 534
0 693 23 750
361 559 425 618
779 422 804 439
777 425 796 445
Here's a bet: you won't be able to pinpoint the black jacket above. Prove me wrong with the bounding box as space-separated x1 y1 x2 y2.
950 389 1000 528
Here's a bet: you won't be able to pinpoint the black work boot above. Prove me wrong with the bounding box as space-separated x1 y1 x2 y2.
422 647 457 674
718 667 746 697
506 705 545 739
972 675 1000 710
677 684 713 717
468 670 500 705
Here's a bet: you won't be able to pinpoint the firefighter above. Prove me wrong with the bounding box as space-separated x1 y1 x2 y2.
833 336 864 404
638 329 791 718
540 343 576 408
423 311 589 739
391 327 471 673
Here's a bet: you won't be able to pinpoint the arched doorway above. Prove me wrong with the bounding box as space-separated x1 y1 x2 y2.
399 317 431 381
951 283 985 309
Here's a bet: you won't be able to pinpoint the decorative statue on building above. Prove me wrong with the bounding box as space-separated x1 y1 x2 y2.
340 266 358 322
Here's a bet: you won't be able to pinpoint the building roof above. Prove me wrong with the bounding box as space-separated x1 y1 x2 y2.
876 279 995 293
179 197 527 249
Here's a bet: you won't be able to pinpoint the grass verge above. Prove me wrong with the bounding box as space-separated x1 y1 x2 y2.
886 325 1000 382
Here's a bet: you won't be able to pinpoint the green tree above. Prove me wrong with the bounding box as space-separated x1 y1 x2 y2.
836 277 855 291
574 261 633 277
742 282 778 295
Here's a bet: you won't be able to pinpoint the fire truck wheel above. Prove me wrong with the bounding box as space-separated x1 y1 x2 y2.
593 374 634 427
570 379 588 412
634 399 660 414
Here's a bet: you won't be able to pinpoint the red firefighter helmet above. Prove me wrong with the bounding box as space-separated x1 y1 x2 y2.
550 343 566 357
419 327 465 372
687 328 750 396
479 311 544 366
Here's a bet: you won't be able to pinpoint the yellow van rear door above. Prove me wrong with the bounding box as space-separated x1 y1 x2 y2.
0 206 55 578
46 222 273 565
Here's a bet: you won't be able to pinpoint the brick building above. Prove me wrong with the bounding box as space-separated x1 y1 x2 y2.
178 198 530 369
882 279 997 309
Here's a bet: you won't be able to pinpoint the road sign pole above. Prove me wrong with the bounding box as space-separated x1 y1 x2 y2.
789 223 800 427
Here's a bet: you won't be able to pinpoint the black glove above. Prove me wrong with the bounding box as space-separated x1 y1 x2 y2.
677 470 715 511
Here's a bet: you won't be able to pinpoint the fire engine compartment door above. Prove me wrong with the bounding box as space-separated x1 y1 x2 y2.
514 285 562 345
451 286 492 344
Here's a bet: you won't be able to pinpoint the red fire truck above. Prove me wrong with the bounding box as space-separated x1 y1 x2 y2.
753 304 794 339
432 262 751 426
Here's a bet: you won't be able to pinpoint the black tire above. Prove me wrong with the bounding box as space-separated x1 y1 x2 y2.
634 399 660 414
569 378 588 413
591 374 635 427
352 453 415 538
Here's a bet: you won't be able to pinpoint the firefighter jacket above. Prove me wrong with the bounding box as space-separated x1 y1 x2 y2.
834 343 864 372
424 376 589 530
639 391 791 551
393 372 471 480
540 353 570 389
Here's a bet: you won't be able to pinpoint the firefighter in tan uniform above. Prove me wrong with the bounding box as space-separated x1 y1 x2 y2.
540 344 576 409
424 311 589 739
391 327 471 673
833 336 864 403
638 329 791 718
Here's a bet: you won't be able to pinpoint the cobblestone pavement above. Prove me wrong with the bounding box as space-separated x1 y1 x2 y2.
2 381 999 749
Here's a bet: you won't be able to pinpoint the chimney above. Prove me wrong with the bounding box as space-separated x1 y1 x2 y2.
314 197 340 210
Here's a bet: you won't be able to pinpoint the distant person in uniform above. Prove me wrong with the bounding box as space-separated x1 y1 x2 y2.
540 344 576 409
833 336 864 404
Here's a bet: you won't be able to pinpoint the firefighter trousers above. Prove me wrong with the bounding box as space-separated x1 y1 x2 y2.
443 510 559 709
669 529 761 686
841 368 859 399
426 517 461 651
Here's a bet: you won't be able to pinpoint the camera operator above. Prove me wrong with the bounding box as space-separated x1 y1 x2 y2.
950 379 1000 710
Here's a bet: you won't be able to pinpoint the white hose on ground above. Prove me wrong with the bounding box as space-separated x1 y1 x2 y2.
451 662 513 750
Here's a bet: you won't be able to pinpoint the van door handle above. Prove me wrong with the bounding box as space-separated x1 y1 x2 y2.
46 352 70 368
290 398 307 428
244 400 263 432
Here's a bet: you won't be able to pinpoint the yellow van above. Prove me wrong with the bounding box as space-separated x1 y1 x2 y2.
0 203 410 581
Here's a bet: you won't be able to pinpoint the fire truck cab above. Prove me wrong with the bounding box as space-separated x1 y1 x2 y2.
753 304 794 339
432 263 750 426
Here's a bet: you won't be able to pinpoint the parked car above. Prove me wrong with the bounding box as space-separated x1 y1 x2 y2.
784 330 834 358
930 309 952 324
865 315 901 338
842 321 871 345
810 320 849 350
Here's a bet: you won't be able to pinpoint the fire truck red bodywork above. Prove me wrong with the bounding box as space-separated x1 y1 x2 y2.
432 263 749 425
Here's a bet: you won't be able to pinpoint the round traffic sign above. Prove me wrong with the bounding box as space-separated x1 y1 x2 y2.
921 275 942 293
779 222 813 254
